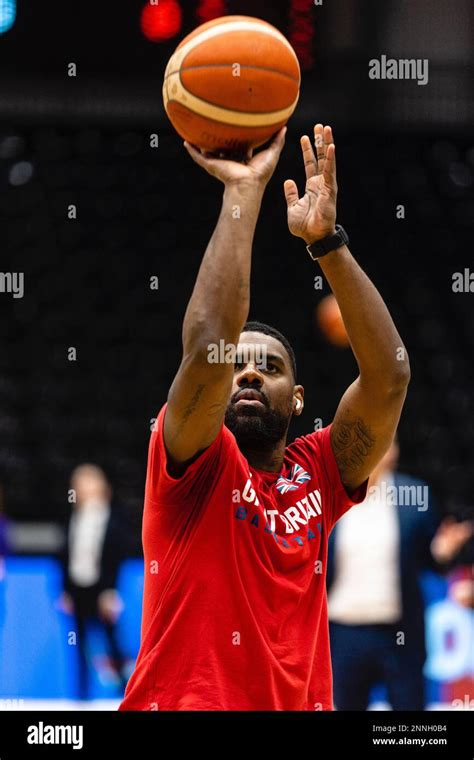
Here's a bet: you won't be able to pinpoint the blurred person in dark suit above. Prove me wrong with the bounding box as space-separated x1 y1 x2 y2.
327 437 440 710
61 464 128 699
431 510 473 609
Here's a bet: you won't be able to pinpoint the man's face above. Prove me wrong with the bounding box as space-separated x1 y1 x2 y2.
224 332 303 450
71 468 111 508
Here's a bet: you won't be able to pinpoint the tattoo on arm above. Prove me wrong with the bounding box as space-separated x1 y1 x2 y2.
170 384 229 445
331 417 375 477
170 383 206 443
206 395 229 419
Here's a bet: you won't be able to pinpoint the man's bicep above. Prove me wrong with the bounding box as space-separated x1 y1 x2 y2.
330 376 408 492
164 350 233 468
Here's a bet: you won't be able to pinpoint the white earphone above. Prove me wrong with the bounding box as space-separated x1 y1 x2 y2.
295 399 302 411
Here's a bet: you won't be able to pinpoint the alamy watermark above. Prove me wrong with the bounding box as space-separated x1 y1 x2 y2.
369 55 429 86
367 480 430 512
207 339 268 368
0 271 24 298
27 721 83 750
452 268 473 293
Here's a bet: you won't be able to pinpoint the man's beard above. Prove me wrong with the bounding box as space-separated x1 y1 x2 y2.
224 403 291 451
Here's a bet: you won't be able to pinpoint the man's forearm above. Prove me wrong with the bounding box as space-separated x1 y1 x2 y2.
318 245 410 390
182 183 264 354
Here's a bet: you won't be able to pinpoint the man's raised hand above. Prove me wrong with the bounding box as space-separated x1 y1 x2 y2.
284 123 338 244
184 127 286 189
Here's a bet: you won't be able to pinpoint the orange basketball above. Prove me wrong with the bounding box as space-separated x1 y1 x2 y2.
315 295 350 348
163 15 301 154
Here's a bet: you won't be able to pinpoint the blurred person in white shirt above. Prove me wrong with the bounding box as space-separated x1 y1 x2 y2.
327 437 440 710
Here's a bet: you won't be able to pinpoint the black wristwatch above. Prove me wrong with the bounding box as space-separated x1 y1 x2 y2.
306 224 349 261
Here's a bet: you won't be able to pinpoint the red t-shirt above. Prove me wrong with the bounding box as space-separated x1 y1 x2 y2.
119 403 368 711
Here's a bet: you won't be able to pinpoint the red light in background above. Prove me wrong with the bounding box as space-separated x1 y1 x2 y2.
289 0 315 71
141 0 183 42
197 0 226 24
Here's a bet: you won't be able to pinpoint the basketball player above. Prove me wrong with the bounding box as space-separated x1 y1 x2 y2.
119 124 410 710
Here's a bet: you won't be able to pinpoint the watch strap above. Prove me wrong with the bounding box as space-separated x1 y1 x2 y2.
306 224 349 261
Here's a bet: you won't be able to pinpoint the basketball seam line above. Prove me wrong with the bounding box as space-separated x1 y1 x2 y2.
164 63 300 85
164 100 291 127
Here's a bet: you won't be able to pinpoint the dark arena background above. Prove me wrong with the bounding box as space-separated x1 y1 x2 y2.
0 0 472 723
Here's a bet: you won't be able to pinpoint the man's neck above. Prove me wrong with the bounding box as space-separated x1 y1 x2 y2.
239 439 287 473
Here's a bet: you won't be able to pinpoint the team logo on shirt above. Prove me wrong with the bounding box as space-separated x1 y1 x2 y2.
275 464 311 494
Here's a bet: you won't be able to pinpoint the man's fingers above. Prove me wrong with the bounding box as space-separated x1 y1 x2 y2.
183 141 219 174
323 143 337 189
283 179 299 207
273 126 287 148
314 123 325 175
249 126 286 172
323 125 334 148
265 126 287 159
184 141 207 164
321 125 336 188
300 135 317 180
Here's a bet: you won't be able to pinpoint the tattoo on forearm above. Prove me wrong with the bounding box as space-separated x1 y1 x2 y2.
331 417 375 474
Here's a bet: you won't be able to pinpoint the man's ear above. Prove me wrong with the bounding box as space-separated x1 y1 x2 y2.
293 385 304 415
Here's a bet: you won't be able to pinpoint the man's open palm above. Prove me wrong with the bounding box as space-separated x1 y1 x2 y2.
284 123 338 244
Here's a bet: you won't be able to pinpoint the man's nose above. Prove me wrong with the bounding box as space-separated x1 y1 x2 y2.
236 363 264 386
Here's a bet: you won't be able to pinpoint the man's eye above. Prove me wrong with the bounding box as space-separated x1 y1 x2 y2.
234 362 244 371
258 362 277 372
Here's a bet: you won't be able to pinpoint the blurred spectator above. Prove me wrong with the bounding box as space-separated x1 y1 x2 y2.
327 437 440 710
60 464 129 699
431 512 474 609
